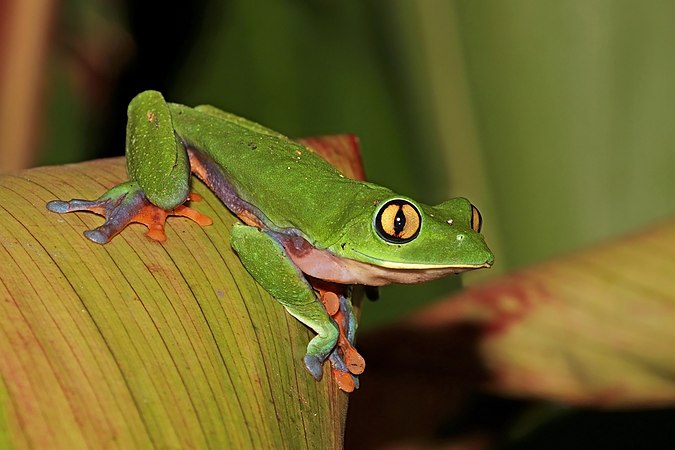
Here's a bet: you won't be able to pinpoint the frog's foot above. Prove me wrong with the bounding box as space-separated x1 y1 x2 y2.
302 324 339 381
317 290 365 392
303 331 363 392
303 355 326 381
329 351 360 392
47 181 212 244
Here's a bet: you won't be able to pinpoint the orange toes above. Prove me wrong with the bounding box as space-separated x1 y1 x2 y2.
320 292 340 316
174 205 213 226
145 224 168 242
331 368 355 393
130 192 212 241
344 347 365 375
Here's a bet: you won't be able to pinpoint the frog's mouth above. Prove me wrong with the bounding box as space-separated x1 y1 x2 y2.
278 233 492 286
349 249 492 271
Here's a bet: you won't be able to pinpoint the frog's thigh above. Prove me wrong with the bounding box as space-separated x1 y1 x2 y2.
127 90 190 210
230 223 338 380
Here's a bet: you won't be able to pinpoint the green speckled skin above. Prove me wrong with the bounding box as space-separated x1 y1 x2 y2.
126 92 190 210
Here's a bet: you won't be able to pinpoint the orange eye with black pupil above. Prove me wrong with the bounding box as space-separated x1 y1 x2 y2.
375 200 421 243
470 205 483 233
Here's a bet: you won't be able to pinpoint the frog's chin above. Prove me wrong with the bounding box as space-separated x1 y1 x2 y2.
278 234 490 286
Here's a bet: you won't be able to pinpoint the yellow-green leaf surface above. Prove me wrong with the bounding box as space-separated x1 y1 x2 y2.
355 219 675 409
0 135 363 449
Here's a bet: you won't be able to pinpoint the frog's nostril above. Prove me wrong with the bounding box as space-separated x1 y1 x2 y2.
456 234 465 241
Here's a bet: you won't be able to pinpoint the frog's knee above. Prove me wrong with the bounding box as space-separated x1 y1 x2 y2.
229 222 260 250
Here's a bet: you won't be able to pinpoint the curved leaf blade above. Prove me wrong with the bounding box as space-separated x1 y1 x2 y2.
0 136 362 449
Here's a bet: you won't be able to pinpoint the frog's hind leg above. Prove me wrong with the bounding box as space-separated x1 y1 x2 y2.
47 182 212 244
230 222 339 381
47 90 212 243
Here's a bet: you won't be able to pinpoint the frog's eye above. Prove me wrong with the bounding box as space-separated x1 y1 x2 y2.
375 199 421 244
470 204 483 233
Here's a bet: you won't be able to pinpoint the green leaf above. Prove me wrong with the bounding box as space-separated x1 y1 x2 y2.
0 136 362 449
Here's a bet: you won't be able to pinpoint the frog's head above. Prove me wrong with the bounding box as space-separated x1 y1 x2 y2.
322 195 494 285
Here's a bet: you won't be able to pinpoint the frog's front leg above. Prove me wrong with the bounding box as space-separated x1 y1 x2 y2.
314 284 365 390
230 223 341 381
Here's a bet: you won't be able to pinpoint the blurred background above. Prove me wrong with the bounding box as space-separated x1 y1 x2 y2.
2 0 674 448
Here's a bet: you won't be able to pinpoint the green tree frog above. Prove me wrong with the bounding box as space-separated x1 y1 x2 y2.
47 90 494 391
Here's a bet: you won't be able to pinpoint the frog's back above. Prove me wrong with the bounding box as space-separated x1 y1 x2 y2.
169 103 382 244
